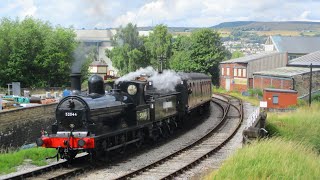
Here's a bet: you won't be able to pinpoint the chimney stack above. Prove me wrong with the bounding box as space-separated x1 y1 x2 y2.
70 73 81 91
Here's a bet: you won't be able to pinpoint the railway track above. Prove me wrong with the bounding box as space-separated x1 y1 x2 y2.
115 94 243 180
3 93 242 180
3 155 93 180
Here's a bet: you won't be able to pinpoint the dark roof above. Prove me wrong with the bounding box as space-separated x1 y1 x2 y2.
271 36 320 54
220 52 282 64
253 66 320 78
178 72 211 80
289 50 320 66
264 88 297 93
90 61 108 66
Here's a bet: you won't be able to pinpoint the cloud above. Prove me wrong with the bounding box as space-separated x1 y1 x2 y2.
0 0 37 19
0 0 320 28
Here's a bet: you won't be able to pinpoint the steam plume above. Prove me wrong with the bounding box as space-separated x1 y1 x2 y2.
116 66 182 92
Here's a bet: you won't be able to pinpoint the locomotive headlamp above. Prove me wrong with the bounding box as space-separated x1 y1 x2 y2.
127 85 137 95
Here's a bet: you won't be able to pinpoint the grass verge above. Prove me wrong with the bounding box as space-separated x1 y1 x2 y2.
207 91 320 179
206 138 320 179
212 86 260 106
0 147 56 175
266 102 320 152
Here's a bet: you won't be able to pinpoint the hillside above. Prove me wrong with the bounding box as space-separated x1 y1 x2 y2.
212 21 320 31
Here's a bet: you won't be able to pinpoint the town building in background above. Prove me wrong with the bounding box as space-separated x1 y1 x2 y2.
76 29 152 78
265 36 320 60
219 52 288 92
253 50 320 97
88 60 108 80
75 29 118 77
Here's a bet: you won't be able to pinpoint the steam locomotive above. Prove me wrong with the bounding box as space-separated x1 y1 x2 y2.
36 72 212 160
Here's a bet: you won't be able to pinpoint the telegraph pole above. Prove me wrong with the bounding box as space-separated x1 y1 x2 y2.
309 63 312 106
158 54 166 73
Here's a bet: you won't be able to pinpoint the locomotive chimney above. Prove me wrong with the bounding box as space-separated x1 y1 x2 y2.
70 73 81 91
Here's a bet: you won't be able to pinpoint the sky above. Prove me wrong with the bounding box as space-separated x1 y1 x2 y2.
1 0 320 29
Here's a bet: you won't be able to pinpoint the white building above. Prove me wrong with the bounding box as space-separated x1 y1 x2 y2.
75 29 118 77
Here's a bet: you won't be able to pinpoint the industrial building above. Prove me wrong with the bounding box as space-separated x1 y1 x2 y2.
219 52 288 92
75 29 118 77
253 50 320 97
265 36 320 60
89 60 108 80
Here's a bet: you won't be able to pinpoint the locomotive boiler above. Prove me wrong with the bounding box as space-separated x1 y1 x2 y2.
36 71 212 160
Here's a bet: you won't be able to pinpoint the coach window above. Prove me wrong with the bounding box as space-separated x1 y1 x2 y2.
273 95 279 104
243 69 246 77
234 68 237 77
221 68 224 75
226 68 230 76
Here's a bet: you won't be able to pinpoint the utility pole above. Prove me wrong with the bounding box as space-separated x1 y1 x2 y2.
158 54 166 73
309 63 312 106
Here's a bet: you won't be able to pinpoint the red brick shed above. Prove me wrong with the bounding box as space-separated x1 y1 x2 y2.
263 88 298 109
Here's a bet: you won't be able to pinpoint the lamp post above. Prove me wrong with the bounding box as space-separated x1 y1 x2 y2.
157 54 166 73
309 63 312 107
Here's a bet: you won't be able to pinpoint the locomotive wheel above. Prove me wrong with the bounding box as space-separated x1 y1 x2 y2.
162 123 171 138
119 134 127 154
62 149 77 161
135 131 144 148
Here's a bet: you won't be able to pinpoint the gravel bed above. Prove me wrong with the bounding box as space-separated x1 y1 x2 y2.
79 102 225 180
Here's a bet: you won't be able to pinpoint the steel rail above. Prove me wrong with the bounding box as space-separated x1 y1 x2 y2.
115 95 235 180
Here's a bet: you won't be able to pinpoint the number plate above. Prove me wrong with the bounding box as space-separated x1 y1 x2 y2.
65 112 78 117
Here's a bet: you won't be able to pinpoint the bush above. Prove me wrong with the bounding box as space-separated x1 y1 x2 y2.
247 88 263 97
311 92 320 102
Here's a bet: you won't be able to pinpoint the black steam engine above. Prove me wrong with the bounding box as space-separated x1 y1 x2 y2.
36 72 212 160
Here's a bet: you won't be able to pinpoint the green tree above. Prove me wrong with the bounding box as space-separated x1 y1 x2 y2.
231 50 244 59
169 29 228 85
145 24 172 70
0 17 77 88
106 23 148 75
169 35 192 71
190 29 229 85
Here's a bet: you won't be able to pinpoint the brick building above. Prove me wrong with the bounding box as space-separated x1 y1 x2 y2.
219 52 287 92
263 88 298 109
253 50 320 96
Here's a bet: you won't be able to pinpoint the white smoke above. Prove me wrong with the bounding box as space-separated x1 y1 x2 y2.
149 69 182 92
116 66 182 92
115 66 156 83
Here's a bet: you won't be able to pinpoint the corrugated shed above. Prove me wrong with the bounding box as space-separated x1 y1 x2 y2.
75 30 115 41
271 36 320 54
253 66 320 78
289 50 320 66
220 52 281 64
